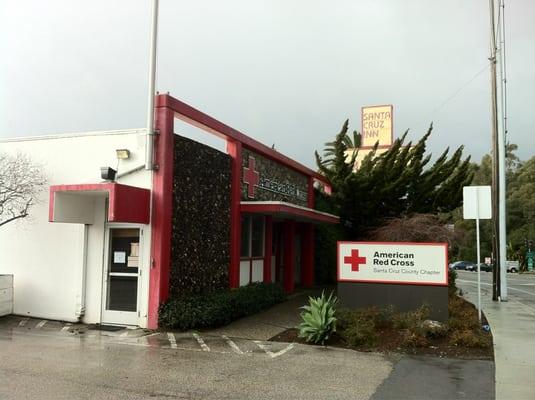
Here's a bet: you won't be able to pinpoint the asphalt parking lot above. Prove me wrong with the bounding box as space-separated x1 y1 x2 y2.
0 315 393 400
0 315 297 358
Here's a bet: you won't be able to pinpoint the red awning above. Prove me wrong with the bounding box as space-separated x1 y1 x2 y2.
240 201 339 224
49 183 150 224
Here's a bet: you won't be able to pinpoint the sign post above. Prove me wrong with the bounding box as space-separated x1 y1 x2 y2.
463 186 492 321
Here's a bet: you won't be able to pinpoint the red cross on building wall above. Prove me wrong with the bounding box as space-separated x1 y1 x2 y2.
243 156 260 198
344 249 367 272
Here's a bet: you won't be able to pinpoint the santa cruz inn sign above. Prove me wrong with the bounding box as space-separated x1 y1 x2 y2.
337 241 448 286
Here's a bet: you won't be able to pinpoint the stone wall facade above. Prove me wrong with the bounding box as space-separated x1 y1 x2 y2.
241 148 309 207
170 135 231 296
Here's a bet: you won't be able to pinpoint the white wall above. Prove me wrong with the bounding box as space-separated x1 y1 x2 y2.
0 130 152 326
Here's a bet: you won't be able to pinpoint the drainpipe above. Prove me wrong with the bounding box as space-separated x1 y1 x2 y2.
75 224 89 320
145 0 159 170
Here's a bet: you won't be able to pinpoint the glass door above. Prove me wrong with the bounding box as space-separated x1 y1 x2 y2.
102 227 141 326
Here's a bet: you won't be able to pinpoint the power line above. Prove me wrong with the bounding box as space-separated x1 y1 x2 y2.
430 64 490 116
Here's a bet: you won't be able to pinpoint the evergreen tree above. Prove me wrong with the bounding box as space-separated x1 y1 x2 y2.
316 122 473 238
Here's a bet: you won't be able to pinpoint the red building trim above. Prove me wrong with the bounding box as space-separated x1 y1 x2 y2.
264 216 273 283
156 94 329 187
301 223 314 287
240 201 339 224
49 183 150 224
147 106 175 329
228 140 242 288
283 220 296 293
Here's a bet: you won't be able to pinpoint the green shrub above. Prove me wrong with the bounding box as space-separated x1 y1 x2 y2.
298 291 338 345
447 295 479 332
337 308 379 347
449 329 490 348
393 305 429 330
159 282 286 330
448 269 457 297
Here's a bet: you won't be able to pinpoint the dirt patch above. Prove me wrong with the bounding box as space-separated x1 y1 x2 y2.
270 296 494 360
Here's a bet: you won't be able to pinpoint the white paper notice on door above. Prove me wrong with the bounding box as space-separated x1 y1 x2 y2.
113 251 126 264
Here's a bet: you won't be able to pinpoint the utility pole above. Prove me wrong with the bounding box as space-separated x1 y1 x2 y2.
145 0 159 170
488 0 508 301
497 0 508 301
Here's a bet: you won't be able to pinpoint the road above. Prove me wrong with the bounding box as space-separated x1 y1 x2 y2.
456 270 535 308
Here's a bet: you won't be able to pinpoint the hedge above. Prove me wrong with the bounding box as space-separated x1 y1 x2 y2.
159 282 286 330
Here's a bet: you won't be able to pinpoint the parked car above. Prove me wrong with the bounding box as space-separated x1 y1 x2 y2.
451 261 476 271
506 260 519 273
477 263 493 272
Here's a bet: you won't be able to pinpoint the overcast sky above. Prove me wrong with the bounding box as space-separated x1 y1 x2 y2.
1 0 533 168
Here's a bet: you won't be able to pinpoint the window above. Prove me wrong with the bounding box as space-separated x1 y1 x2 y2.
240 215 251 257
240 215 265 258
251 216 264 257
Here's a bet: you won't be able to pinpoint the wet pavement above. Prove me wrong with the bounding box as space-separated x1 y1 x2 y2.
0 314 393 399
0 315 296 358
457 271 535 400
371 355 494 400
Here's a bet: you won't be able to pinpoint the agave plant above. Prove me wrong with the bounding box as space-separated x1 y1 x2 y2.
298 291 338 345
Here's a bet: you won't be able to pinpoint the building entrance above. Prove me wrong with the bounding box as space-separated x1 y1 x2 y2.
101 227 142 326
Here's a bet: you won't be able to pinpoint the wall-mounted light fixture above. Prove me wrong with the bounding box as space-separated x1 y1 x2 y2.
101 167 117 181
116 149 131 160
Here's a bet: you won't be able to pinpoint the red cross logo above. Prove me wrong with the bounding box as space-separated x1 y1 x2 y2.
344 249 367 272
243 156 260 198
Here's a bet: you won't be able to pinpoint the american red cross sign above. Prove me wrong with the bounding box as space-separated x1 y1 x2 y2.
243 156 260 198
337 241 448 286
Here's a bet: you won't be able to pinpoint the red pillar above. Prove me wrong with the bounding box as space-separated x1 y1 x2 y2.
264 216 273 283
302 223 315 288
283 219 296 293
227 140 242 288
148 105 175 329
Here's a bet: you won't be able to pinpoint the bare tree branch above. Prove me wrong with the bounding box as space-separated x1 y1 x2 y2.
0 152 47 228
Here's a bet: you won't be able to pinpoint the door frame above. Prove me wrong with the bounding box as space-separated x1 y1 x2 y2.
101 223 145 326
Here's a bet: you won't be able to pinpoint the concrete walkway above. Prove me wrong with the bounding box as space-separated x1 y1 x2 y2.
206 289 321 340
459 281 535 400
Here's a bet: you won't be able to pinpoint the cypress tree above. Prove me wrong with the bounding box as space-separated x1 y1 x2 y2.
316 122 473 238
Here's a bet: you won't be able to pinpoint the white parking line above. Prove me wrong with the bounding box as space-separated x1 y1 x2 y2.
167 332 177 349
192 332 210 352
222 334 244 355
458 279 535 297
18 318 29 327
254 341 294 359
35 320 47 329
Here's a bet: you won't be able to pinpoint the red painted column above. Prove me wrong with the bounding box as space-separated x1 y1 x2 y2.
302 223 315 288
302 176 316 288
227 140 242 288
283 219 296 293
148 106 175 329
263 216 273 283
275 225 281 283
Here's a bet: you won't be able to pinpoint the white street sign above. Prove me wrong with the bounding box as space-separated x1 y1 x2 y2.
463 186 492 220
337 242 448 286
463 185 492 321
